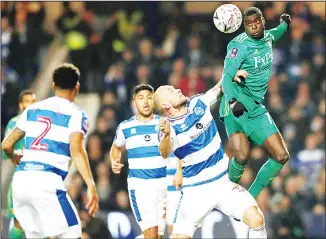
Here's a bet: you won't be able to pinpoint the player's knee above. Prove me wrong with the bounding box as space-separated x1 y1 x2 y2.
233 149 250 165
243 205 264 229
143 228 159 239
274 151 290 165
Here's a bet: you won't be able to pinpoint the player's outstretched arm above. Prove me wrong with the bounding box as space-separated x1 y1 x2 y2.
1 127 25 165
159 119 172 159
201 70 248 106
70 132 99 217
269 14 291 43
109 144 124 174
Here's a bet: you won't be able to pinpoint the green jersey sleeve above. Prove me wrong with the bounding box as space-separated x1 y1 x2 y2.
268 22 288 44
1 118 17 160
222 42 248 101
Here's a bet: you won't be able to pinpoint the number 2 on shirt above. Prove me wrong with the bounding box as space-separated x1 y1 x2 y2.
31 116 52 151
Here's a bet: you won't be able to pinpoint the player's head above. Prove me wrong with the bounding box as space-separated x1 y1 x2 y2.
52 63 80 99
18 89 36 112
153 85 188 117
243 7 265 39
132 84 154 117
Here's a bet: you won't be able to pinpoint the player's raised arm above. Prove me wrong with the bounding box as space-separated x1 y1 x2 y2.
69 113 99 217
159 119 172 159
269 14 291 43
203 70 248 106
221 44 248 102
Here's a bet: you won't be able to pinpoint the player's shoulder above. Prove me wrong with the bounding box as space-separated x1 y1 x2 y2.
117 116 136 130
263 30 275 42
70 103 88 119
228 32 249 48
8 115 20 124
186 93 205 108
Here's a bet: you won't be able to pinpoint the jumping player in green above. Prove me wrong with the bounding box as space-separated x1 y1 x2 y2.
219 7 292 198
2 89 37 239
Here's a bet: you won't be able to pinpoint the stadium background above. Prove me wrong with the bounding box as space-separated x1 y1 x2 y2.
1 1 325 238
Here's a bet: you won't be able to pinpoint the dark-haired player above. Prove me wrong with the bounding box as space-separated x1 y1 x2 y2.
220 7 292 198
2 63 99 238
110 84 168 239
2 89 36 239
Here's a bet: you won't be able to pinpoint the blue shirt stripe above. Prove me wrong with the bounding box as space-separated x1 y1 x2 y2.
167 168 177 175
26 137 70 157
173 100 207 135
128 167 167 179
182 170 228 188
174 121 217 160
127 146 160 159
182 146 224 178
123 125 158 139
168 185 180 191
27 109 71 128
16 161 68 180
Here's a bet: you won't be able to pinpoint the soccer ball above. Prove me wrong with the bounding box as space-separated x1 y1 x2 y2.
213 4 242 34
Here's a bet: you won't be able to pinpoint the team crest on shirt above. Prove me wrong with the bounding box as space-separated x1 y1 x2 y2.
130 128 137 134
194 107 204 116
144 135 151 142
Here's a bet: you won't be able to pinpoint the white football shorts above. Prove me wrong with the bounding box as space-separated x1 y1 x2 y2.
128 188 167 232
172 174 257 237
12 171 81 238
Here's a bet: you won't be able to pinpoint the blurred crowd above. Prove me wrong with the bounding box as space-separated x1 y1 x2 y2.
1 2 325 239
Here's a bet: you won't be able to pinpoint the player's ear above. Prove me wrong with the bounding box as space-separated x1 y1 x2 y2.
262 16 266 27
18 102 23 111
75 82 80 94
52 82 56 91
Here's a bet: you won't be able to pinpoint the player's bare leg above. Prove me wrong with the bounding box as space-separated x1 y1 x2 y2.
228 132 251 183
143 226 159 239
167 225 173 238
248 132 290 198
242 205 267 238
171 234 191 239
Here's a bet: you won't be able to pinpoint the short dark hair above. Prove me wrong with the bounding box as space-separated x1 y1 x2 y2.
19 89 35 103
133 84 154 96
52 63 80 89
243 7 263 18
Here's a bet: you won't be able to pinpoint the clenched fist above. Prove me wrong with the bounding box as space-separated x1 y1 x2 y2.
111 158 124 174
159 119 170 135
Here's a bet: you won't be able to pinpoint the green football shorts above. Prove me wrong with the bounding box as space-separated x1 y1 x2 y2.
223 92 280 145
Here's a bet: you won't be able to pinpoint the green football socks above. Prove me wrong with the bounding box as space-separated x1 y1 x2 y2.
228 157 246 183
248 158 283 198
9 225 25 239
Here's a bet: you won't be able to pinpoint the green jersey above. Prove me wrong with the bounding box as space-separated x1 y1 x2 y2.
2 115 25 160
220 22 288 117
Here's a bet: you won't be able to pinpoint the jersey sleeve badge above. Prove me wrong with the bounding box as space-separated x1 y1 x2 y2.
230 48 238 58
